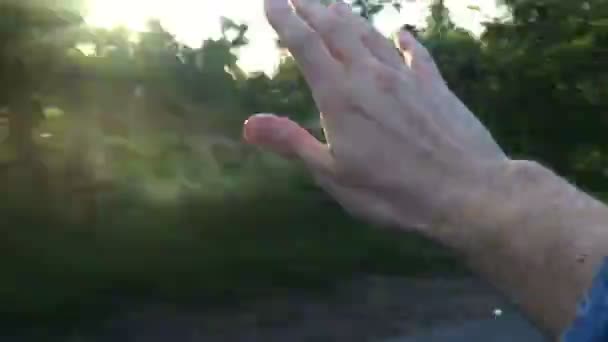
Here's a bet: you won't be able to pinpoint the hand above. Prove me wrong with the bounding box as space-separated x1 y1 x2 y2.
244 0 509 231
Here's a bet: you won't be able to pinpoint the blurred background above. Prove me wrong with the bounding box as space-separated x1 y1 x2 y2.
0 0 605 340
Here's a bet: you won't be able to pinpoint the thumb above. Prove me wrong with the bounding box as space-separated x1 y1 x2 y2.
243 114 334 174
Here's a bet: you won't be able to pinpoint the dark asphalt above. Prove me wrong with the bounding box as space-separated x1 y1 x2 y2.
385 312 547 342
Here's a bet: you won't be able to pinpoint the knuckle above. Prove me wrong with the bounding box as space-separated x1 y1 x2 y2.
359 27 377 49
284 27 318 50
373 65 400 93
319 15 346 40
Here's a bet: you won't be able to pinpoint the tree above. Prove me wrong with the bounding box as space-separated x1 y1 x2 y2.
479 0 608 189
426 0 454 36
0 1 84 206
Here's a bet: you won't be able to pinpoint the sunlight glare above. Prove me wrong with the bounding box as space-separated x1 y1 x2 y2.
84 0 500 75
85 0 280 75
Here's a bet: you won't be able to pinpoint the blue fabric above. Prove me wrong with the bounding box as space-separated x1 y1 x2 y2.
562 256 608 342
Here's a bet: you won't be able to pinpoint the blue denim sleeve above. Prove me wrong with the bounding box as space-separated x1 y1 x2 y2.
562 256 608 342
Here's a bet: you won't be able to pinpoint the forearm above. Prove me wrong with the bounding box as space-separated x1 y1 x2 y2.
426 160 608 338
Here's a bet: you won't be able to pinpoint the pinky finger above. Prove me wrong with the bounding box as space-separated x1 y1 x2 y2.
395 30 443 82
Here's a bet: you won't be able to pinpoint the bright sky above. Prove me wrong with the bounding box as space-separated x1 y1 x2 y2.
84 0 505 75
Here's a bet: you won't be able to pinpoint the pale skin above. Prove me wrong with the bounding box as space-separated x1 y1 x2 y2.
243 0 608 338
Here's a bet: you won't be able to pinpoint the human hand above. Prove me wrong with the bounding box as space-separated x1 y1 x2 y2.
244 0 509 231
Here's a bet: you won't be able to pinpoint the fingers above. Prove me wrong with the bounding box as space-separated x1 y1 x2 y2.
395 30 443 82
264 0 340 87
328 3 404 70
361 28 405 71
243 114 335 175
292 0 372 66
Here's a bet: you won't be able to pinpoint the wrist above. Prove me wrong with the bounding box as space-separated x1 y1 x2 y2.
423 159 565 250
472 159 607 232
468 159 553 231
429 158 608 334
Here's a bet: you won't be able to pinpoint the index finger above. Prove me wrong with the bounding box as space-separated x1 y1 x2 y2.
265 0 341 87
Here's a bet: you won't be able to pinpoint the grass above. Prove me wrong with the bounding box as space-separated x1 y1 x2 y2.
0 164 463 336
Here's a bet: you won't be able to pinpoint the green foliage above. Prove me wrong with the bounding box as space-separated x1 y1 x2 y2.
0 167 458 328
473 0 608 188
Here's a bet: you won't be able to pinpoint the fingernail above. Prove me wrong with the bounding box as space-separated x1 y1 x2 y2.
399 30 411 40
398 32 417 51
243 113 288 146
252 113 277 118
244 113 272 127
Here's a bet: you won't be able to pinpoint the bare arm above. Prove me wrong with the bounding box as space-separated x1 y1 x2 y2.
247 0 608 338
424 159 608 336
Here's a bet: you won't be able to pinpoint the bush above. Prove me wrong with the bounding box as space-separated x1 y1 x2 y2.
0 153 461 331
